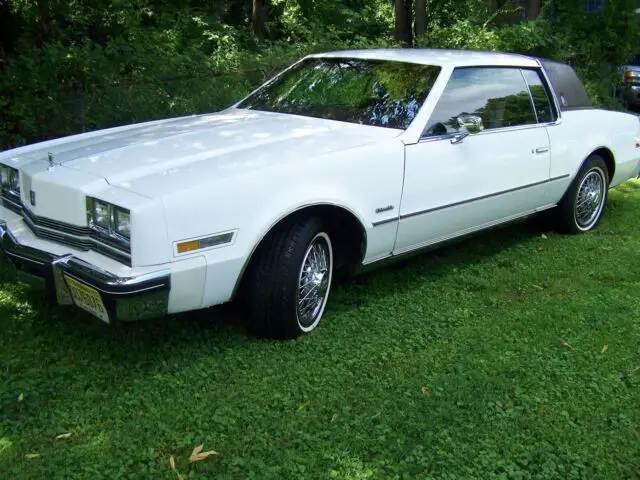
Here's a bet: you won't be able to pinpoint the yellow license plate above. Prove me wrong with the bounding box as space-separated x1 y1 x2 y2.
64 275 110 324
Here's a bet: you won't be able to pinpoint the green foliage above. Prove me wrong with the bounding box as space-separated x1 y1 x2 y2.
420 0 639 110
0 0 638 149
0 0 401 149
2 181 640 478
417 20 501 50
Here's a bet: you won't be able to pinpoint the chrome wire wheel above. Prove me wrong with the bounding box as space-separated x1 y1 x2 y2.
296 232 333 332
574 166 606 231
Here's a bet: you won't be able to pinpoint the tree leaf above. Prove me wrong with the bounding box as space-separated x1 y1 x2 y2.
601 344 608 353
169 456 184 480
559 340 573 350
54 432 73 440
189 445 218 462
18 393 25 402
191 445 203 457
25 453 40 459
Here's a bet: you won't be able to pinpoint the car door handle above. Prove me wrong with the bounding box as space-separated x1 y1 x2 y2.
535 147 549 154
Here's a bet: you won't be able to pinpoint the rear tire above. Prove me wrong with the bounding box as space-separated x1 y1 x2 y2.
246 217 334 339
555 155 609 234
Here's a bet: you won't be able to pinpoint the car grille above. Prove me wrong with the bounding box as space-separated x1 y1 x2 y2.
22 205 92 237
1 195 131 266
1 191 22 215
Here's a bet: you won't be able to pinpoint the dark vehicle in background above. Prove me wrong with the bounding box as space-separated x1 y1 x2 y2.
620 54 640 110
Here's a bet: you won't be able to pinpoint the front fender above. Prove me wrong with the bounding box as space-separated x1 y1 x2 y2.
162 138 404 260
160 138 405 307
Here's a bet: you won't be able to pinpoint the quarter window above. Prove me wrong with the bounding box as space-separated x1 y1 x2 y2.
521 69 556 123
423 67 537 137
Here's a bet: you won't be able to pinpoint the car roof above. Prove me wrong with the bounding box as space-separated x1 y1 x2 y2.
307 48 540 68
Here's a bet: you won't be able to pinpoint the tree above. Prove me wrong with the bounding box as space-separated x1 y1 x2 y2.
252 0 266 38
394 0 408 42
526 0 542 19
395 0 413 43
415 0 426 36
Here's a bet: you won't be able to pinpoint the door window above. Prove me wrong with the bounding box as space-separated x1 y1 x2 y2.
423 67 537 138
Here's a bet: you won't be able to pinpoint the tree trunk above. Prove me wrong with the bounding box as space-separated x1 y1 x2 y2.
395 0 409 43
405 0 413 45
252 0 265 38
526 0 542 19
414 0 426 37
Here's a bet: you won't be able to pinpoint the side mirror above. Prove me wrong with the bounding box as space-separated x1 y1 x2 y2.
457 115 484 134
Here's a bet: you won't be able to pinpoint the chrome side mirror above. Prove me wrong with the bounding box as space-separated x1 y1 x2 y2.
457 115 484 134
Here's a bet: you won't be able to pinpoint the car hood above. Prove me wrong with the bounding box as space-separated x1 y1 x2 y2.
5 109 400 198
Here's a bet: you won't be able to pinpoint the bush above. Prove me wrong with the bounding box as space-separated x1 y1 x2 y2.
0 0 637 149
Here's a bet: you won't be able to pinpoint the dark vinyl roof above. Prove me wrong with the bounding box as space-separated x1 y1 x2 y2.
537 58 593 111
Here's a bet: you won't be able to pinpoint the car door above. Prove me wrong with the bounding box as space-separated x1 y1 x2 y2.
393 66 557 254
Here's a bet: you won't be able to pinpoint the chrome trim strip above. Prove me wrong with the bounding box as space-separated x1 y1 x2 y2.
399 174 570 220
1 190 20 205
372 217 398 227
363 204 557 267
418 121 550 143
21 212 131 265
1 195 22 214
59 270 169 296
23 206 91 236
5 251 50 266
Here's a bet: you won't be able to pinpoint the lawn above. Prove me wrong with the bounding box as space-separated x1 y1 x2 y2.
1 180 639 480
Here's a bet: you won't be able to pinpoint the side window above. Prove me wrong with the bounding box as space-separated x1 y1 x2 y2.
423 67 537 138
521 69 556 123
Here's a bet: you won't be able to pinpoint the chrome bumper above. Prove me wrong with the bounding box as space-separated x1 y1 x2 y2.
0 220 170 323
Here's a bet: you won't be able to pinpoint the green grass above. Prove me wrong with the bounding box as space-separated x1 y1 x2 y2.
1 181 640 480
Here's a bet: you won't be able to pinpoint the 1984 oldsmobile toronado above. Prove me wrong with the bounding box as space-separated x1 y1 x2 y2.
1 49 639 338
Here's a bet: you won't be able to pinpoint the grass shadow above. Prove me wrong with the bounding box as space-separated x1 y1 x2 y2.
1 213 549 351
0 186 631 369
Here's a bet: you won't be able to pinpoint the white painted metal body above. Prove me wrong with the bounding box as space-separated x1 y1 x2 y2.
1 49 639 316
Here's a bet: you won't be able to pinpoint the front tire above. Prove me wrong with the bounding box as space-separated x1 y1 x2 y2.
247 217 334 339
555 155 609 234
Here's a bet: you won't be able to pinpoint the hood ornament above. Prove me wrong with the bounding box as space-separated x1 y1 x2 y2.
48 152 55 170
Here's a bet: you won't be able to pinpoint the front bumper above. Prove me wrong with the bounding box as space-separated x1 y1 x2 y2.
0 219 170 323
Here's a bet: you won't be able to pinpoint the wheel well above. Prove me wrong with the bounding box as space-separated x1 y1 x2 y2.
233 205 367 299
592 147 615 183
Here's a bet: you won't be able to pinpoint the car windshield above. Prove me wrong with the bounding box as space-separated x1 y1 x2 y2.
236 58 441 130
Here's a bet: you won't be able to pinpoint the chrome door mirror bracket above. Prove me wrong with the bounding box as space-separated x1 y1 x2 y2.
450 132 469 144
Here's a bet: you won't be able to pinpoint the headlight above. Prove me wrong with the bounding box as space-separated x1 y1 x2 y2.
87 197 131 241
0 164 20 193
93 200 110 230
114 208 130 239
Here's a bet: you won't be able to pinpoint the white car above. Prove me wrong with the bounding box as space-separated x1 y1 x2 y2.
1 49 640 338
